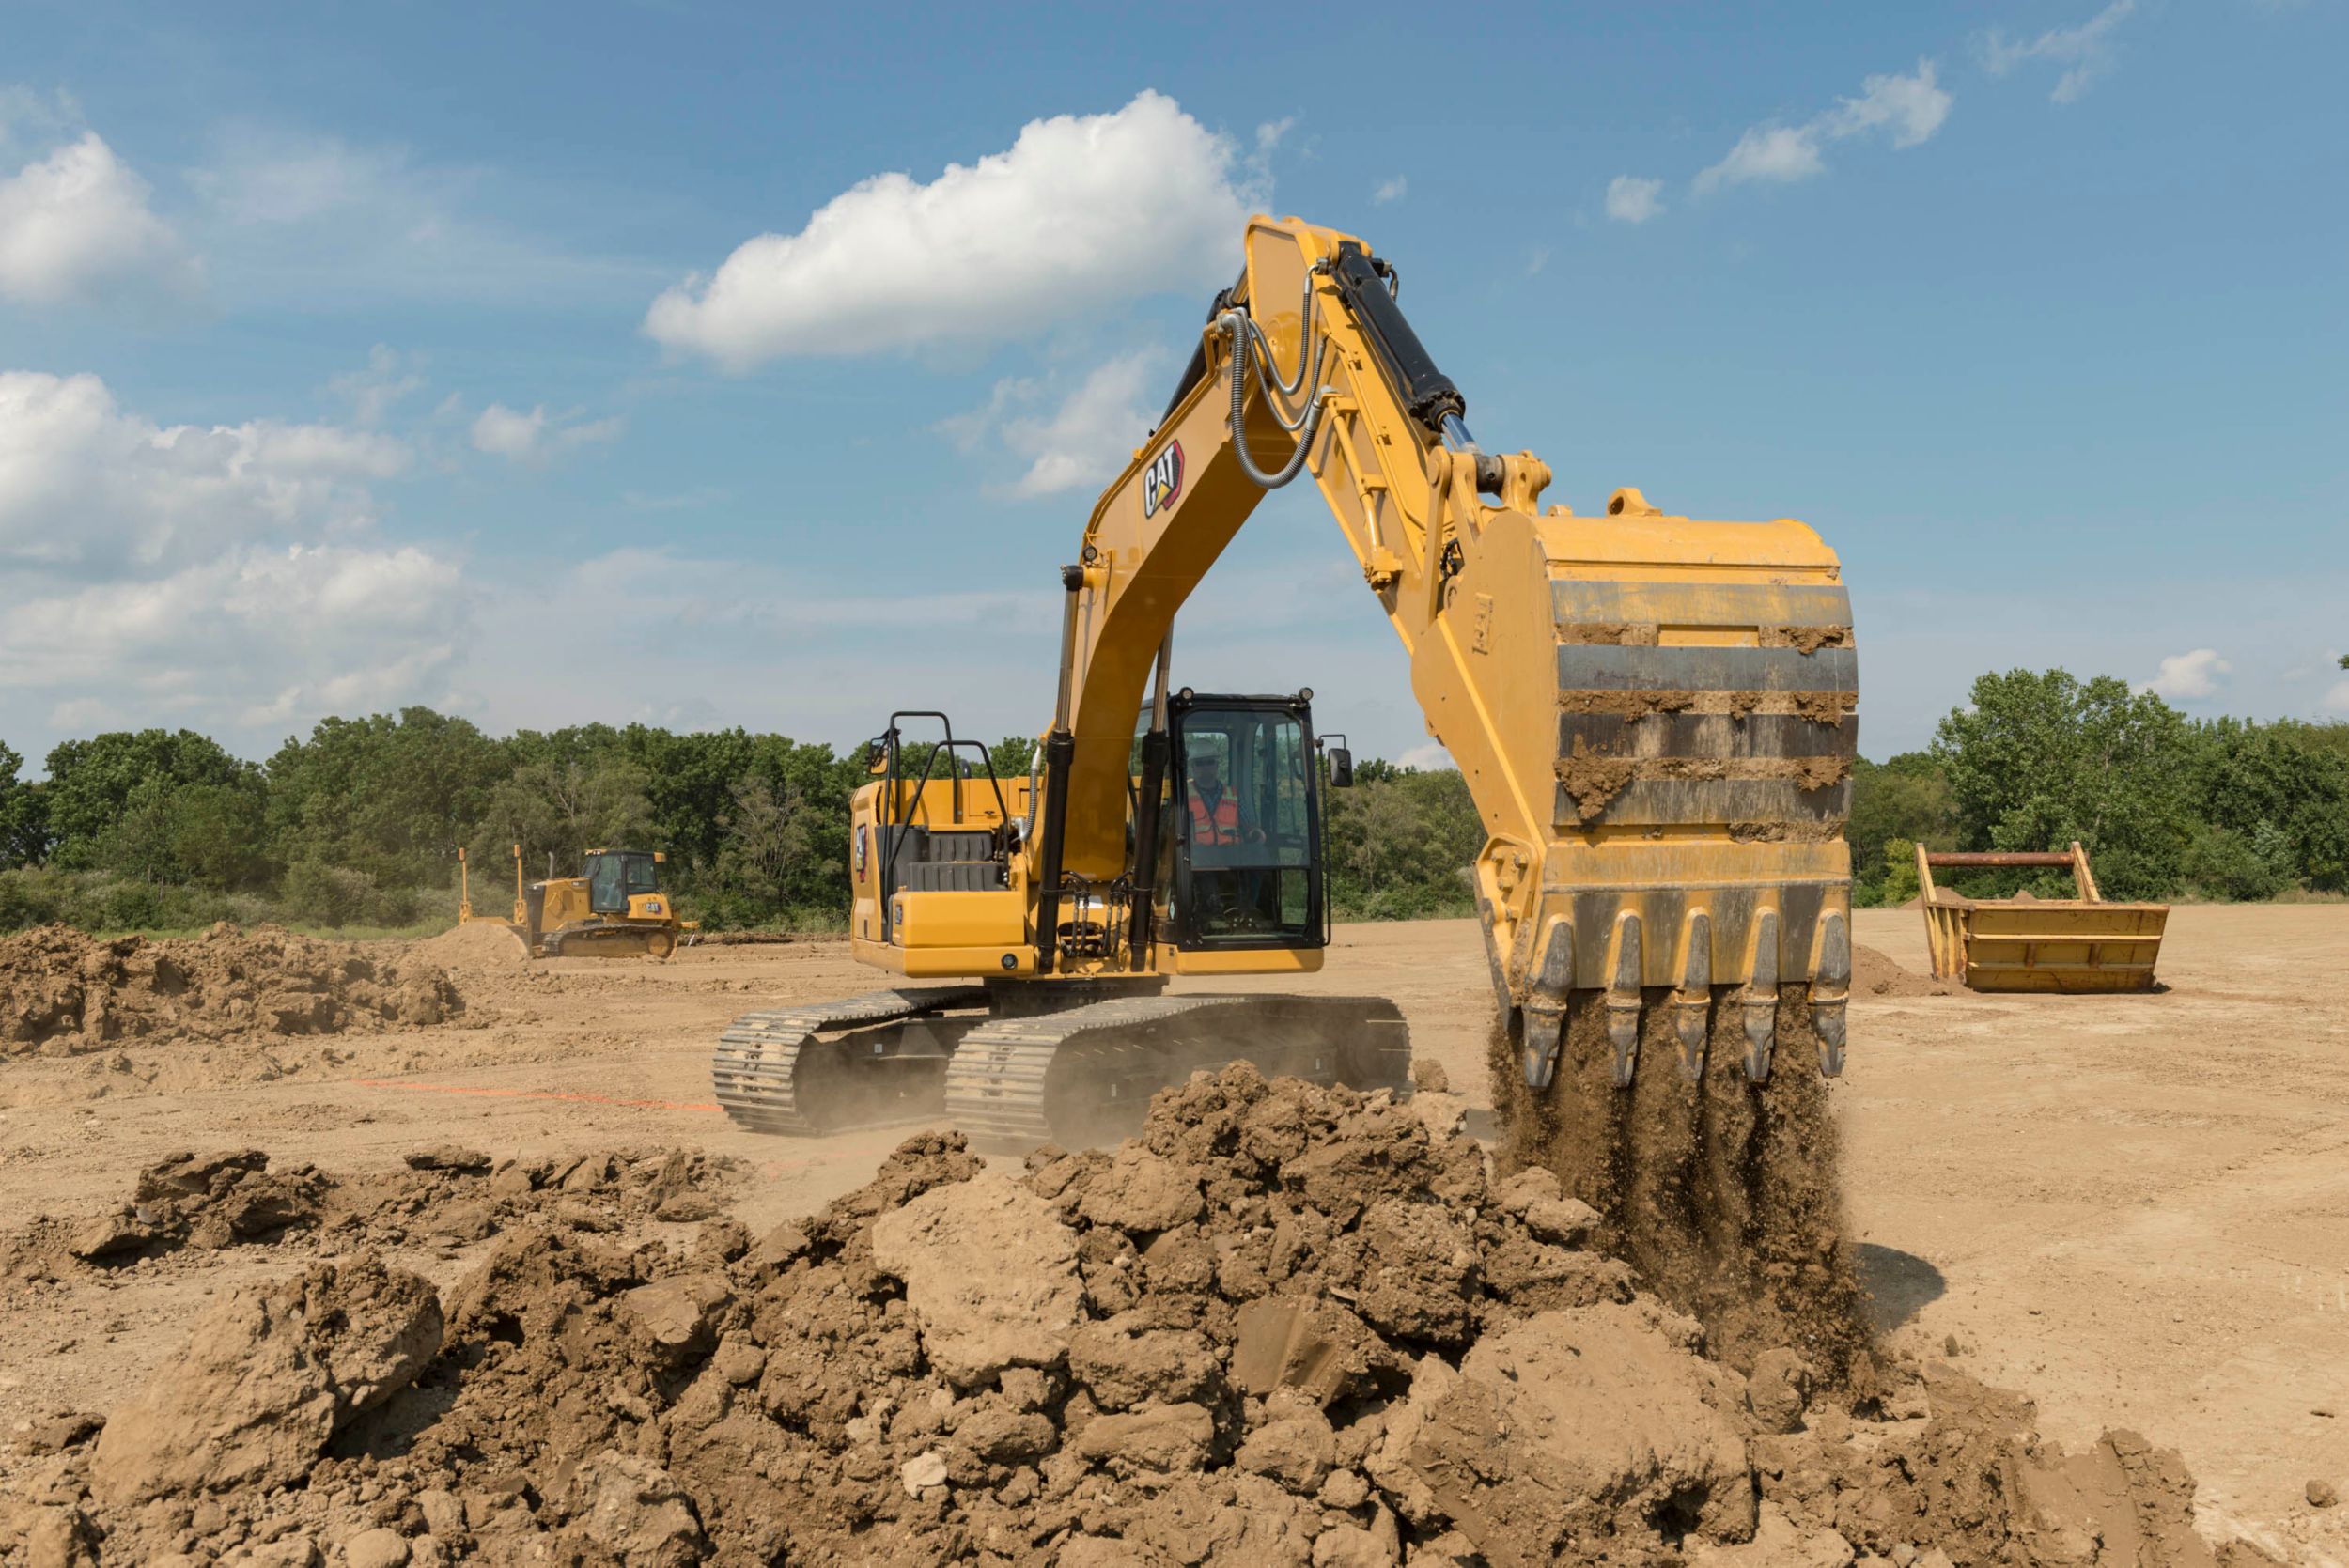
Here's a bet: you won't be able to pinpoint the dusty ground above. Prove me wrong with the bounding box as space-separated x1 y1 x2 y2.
1 906 2342 1560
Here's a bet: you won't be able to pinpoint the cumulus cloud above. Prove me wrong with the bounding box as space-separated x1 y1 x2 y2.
0 128 201 307
942 350 1164 498
2141 647 2231 700
1983 0 2137 103
644 92 1257 368
1695 61 1952 195
1605 176 1665 224
0 370 409 574
1373 175 1408 206
0 366 471 743
469 402 624 467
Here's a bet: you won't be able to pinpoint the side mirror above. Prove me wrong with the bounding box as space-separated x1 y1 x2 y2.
1329 746 1353 788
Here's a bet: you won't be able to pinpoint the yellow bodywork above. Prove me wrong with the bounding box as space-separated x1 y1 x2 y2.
1918 843 2167 993
459 845 696 960
856 215 1857 1085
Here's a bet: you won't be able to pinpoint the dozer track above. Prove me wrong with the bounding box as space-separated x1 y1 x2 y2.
943 993 1409 1151
711 985 988 1136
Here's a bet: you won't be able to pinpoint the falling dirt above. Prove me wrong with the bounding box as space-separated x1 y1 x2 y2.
0 1068 2280 1566
1489 989 1873 1385
0 924 462 1060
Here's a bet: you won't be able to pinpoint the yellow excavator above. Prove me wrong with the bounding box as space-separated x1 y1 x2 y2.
712 215 1856 1146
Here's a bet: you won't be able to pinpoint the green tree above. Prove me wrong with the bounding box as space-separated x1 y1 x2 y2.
1930 670 2197 900
0 742 46 868
266 708 509 888
1846 752 1957 902
44 730 260 874
1323 763 1484 919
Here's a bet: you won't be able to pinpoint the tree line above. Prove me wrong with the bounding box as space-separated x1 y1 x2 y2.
1851 669 2349 906
0 710 1485 935
0 669 2340 937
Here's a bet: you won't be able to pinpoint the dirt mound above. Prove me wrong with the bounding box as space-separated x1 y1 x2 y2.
406 921 530 973
8 1070 2277 1566
0 923 462 1059
1855 944 1951 998
1 1142 741 1285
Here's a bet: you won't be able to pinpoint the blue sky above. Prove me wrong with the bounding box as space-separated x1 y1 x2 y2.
2 0 2342 770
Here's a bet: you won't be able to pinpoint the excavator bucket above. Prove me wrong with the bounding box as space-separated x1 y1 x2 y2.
1917 843 2166 992
1496 490 1856 1092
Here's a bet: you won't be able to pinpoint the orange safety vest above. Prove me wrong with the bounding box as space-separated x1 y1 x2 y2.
1187 790 1240 846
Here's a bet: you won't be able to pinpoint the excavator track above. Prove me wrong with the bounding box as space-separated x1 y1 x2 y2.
711 985 988 1135
943 993 1409 1151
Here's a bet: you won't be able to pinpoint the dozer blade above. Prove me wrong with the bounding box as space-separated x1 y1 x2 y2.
711 986 988 1136
1503 505 1856 1097
944 993 1408 1152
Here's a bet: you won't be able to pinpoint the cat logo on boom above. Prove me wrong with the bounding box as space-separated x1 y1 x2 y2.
1142 442 1184 518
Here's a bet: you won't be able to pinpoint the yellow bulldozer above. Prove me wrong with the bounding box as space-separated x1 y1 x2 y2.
459 844 696 959
711 214 1858 1146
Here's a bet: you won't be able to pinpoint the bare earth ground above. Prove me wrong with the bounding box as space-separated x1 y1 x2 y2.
1 906 2343 1559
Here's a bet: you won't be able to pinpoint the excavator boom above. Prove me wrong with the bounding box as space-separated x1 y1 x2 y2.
1044 216 1854 1088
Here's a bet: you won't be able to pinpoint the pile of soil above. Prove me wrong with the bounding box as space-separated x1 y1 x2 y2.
1 1142 740 1287
0 924 462 1059
1854 945 1951 999
5 1070 2274 1566
405 922 531 974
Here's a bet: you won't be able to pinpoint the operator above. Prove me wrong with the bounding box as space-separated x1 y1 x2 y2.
1186 753 1264 846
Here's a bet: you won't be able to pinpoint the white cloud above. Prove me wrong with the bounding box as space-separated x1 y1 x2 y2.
1983 1 2137 103
1605 175 1665 224
469 402 625 467
1695 61 1952 195
0 129 201 307
0 366 473 744
2326 679 2349 716
1373 175 1408 206
1396 742 1454 771
328 344 426 426
2141 647 2232 700
945 350 1164 498
1824 65 1956 147
0 370 409 574
0 543 467 731
644 92 1258 368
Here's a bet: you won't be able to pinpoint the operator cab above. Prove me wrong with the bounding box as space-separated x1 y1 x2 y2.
1163 691 1330 951
583 848 664 916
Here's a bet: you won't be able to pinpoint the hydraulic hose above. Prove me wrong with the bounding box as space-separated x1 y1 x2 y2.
1219 310 1332 490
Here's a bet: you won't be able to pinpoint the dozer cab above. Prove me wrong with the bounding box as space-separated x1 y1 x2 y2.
712 214 1859 1150
459 845 696 959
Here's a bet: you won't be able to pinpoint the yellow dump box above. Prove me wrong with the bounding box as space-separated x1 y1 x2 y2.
1916 842 2168 993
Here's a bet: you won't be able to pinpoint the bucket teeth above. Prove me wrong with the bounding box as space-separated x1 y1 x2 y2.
1812 910 1850 1078
1606 913 1641 1087
1741 909 1780 1082
1519 918 1576 1090
1673 911 1711 1080
1521 1004 1565 1091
